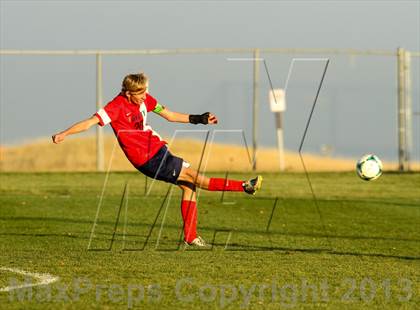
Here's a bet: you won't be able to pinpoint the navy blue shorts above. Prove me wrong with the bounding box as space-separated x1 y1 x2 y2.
137 146 187 184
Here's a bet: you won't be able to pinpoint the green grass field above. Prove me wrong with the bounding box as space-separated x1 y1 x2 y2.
0 172 419 309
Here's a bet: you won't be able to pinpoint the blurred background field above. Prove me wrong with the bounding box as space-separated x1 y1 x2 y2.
2 135 418 172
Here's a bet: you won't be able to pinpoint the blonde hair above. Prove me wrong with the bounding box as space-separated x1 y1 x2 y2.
121 73 148 93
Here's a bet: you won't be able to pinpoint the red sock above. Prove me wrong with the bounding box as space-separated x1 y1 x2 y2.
208 178 244 192
181 200 197 243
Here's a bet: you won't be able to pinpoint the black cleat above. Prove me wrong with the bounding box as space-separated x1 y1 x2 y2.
242 175 263 195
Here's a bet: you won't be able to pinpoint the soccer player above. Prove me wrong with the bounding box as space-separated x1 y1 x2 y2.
52 73 262 247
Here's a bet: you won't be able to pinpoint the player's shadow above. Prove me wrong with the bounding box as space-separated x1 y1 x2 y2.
208 241 420 261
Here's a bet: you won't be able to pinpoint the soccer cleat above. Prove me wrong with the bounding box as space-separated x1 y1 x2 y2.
242 175 263 195
184 236 210 248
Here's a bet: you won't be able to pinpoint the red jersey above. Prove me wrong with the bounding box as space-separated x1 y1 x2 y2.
95 93 166 167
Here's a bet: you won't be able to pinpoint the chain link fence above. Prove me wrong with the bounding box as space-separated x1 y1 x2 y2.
0 48 418 171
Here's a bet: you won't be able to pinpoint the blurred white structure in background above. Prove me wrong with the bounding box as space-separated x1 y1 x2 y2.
269 88 286 171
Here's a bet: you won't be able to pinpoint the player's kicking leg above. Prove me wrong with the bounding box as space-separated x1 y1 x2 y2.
177 167 263 195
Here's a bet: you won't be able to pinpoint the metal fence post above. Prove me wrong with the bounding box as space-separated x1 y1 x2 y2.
252 49 260 171
405 50 412 171
96 53 104 172
397 48 407 171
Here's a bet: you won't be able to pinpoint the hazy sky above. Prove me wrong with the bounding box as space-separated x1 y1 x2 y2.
1 1 419 160
1 1 419 50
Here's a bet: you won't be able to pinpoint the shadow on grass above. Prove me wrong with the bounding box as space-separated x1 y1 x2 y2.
1 231 418 260
1 216 419 243
318 198 420 208
1 216 419 261
211 242 420 261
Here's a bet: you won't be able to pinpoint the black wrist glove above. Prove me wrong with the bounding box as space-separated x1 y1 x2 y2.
189 112 210 125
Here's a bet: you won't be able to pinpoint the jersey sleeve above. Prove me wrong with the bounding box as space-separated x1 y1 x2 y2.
144 94 158 112
94 100 121 126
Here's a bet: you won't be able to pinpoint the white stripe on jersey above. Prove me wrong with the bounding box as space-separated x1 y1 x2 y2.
97 108 111 125
144 124 163 141
140 103 162 141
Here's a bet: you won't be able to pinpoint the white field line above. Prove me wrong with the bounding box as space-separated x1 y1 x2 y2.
0 267 59 292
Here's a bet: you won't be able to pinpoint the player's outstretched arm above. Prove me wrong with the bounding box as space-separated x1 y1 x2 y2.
157 107 218 125
157 107 189 123
52 115 100 144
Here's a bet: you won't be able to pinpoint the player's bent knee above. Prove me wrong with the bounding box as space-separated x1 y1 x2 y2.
176 180 196 191
178 167 193 180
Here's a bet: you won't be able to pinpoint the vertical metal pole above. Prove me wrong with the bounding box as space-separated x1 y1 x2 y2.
96 53 104 172
252 49 260 171
397 48 407 171
275 112 285 171
405 50 412 171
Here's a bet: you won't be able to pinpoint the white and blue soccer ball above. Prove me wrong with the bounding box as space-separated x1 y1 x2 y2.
356 154 383 181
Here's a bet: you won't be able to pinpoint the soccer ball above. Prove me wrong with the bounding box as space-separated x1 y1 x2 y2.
356 154 383 181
